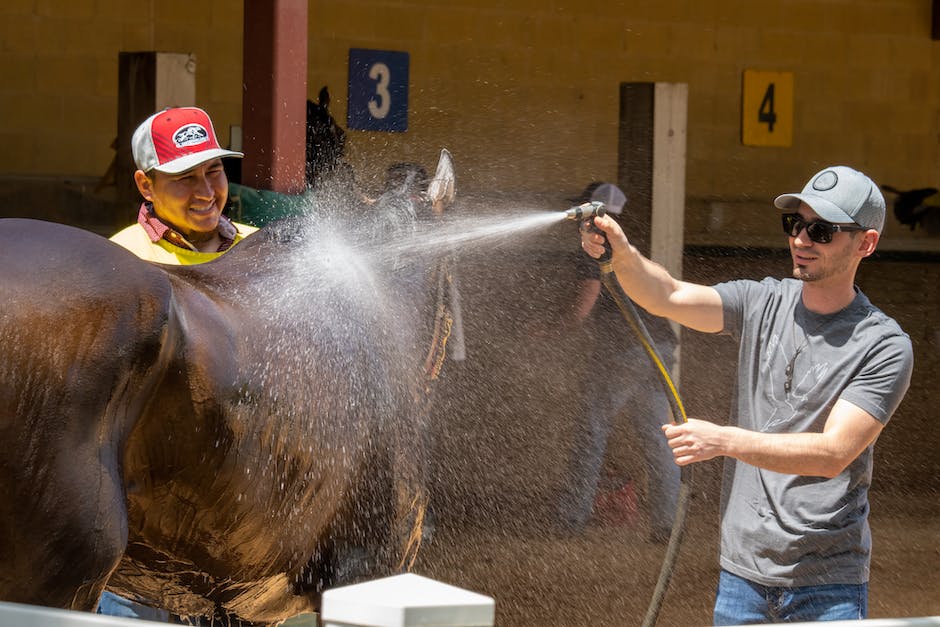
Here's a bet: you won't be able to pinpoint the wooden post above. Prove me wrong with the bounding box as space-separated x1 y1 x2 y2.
650 83 688 282
617 83 655 258
241 0 308 193
933 0 940 40
116 52 196 213
617 82 687 277
618 82 688 376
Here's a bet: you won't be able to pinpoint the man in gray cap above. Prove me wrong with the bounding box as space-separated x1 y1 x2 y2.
579 166 913 624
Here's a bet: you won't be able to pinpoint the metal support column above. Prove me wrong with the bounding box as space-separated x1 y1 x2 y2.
242 0 308 193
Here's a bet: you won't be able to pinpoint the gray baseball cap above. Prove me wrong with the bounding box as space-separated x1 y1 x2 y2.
774 166 886 234
590 183 627 215
569 181 627 214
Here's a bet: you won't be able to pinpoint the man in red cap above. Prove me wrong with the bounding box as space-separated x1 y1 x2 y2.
110 107 257 264
102 107 257 619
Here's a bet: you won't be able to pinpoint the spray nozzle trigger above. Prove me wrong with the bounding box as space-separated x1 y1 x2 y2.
564 201 607 222
567 201 612 263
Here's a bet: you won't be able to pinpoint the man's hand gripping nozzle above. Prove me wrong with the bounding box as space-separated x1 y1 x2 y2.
565 201 611 263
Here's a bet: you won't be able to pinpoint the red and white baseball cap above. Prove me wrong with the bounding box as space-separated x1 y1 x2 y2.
132 107 243 174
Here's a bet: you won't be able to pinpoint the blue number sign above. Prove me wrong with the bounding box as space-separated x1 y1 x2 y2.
347 48 409 132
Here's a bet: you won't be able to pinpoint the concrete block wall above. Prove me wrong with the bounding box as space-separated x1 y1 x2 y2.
303 0 940 246
3 1 940 224
311 0 937 197
0 0 936 489
0 0 242 180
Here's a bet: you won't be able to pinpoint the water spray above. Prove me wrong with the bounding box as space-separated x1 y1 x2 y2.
570 200 692 627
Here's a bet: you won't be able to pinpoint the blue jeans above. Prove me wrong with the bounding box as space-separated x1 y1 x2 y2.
97 591 172 622
713 569 868 625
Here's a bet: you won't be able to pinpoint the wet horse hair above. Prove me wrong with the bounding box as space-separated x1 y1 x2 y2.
0 201 437 625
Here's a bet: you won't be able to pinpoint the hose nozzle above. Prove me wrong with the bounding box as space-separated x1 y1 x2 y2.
567 200 612 263
564 200 607 222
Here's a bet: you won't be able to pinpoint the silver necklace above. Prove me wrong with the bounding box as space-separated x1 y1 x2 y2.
784 308 830 395
784 340 807 395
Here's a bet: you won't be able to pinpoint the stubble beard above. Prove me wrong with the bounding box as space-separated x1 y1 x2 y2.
792 266 819 282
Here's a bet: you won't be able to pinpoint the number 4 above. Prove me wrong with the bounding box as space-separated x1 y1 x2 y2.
758 83 777 132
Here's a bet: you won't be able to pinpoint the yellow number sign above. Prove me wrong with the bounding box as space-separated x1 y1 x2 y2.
742 70 793 147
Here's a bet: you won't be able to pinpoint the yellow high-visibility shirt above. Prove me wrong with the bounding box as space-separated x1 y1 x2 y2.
110 222 257 265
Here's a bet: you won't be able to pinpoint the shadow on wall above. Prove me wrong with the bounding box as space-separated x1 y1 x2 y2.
882 185 940 235
0 177 122 236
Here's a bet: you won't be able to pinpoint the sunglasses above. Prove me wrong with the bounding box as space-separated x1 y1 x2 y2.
781 213 867 244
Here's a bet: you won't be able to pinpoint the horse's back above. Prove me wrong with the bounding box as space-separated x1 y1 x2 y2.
0 218 175 610
0 215 436 622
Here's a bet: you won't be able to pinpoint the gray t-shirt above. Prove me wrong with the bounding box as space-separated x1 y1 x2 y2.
713 277 913 587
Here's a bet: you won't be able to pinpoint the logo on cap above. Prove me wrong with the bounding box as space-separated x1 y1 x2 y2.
173 124 209 148
812 170 838 192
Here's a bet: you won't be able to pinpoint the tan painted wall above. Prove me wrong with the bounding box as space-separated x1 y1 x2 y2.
0 0 937 508
2 0 940 247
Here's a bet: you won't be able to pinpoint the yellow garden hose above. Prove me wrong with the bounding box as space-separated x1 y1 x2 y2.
597 260 693 627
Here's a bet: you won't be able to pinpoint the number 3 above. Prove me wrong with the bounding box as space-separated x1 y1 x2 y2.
368 62 391 119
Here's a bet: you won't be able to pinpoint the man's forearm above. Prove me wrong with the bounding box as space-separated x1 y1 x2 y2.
610 244 679 317
610 245 723 333
722 427 853 478
664 409 883 478
582 214 723 332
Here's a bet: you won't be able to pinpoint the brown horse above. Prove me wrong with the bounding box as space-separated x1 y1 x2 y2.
0 206 433 625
